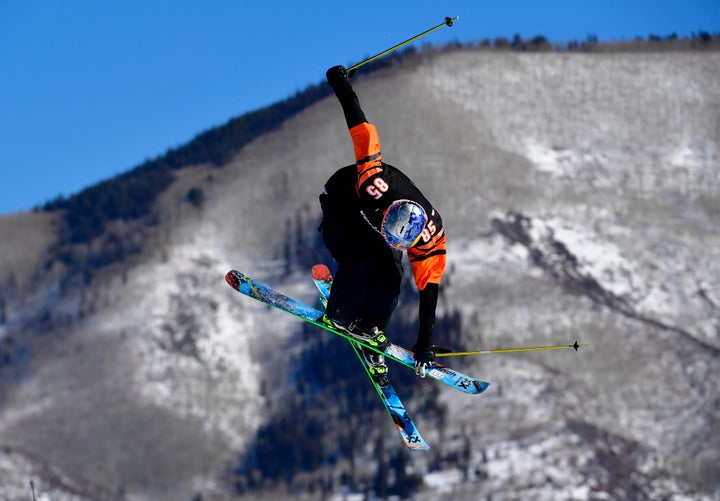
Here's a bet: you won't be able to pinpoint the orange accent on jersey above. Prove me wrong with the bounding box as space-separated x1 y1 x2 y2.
414 227 445 253
408 233 447 290
349 122 383 192
357 167 383 189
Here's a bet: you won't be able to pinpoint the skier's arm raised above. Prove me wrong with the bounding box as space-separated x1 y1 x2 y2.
326 66 367 129
325 66 384 195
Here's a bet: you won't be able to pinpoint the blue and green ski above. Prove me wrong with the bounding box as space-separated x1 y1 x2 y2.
225 269 489 395
311 264 428 450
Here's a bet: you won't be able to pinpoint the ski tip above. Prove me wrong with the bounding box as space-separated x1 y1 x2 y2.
311 264 332 282
474 380 490 393
225 270 240 289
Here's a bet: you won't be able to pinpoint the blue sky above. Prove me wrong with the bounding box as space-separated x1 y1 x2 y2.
1 0 717 215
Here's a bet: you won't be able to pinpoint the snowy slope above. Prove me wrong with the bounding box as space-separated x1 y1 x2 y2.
1 48 719 499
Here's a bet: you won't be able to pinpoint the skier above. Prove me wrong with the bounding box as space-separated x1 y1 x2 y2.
319 65 446 384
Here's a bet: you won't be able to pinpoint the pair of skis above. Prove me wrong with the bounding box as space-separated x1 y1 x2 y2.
225 266 489 449
310 265 429 449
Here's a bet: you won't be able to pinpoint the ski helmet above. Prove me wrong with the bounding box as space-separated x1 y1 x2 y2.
381 200 427 250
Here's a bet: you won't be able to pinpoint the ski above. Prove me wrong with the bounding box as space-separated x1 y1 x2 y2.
225 269 489 395
311 264 429 450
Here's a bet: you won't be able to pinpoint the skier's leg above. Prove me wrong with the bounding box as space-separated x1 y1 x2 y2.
355 249 402 383
364 248 403 331
324 253 392 350
326 259 372 326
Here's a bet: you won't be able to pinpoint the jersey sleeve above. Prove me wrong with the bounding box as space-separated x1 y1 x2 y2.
407 232 446 290
349 122 384 193
348 120 447 291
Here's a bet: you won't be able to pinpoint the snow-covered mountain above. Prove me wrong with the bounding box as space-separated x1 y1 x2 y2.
1 47 718 500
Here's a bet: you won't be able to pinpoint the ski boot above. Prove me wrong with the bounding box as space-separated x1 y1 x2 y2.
361 347 389 387
321 316 390 351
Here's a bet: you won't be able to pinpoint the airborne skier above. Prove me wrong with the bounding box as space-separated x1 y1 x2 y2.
319 65 446 384
225 17 495 450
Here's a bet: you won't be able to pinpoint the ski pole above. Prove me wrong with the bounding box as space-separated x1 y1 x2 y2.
435 341 588 357
346 16 459 75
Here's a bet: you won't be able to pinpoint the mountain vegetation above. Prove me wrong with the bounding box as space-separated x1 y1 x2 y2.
0 33 718 500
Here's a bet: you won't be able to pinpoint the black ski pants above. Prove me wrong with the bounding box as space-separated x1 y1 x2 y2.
326 249 403 331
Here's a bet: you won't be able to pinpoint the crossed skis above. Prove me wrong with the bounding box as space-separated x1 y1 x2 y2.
225 266 489 449
311 264 429 449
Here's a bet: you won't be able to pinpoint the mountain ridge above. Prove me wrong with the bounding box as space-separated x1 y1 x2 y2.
1 44 719 499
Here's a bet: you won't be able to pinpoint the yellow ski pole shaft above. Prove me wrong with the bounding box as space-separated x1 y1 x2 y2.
346 16 459 74
435 341 589 357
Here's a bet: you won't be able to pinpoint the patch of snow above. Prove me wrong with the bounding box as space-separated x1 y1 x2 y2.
669 140 719 171
0 451 84 501
546 216 637 297
531 215 680 319
525 141 579 177
423 468 464 491
99 240 266 449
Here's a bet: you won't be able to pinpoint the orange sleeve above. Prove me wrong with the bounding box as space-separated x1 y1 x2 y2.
349 122 383 190
408 234 447 290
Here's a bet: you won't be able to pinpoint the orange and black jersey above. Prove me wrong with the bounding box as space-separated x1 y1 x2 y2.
348 122 446 291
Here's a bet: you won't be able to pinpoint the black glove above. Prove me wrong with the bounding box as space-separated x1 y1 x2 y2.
413 346 436 378
326 65 348 87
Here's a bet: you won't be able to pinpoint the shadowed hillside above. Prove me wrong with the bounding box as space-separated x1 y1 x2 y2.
1 37 719 500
